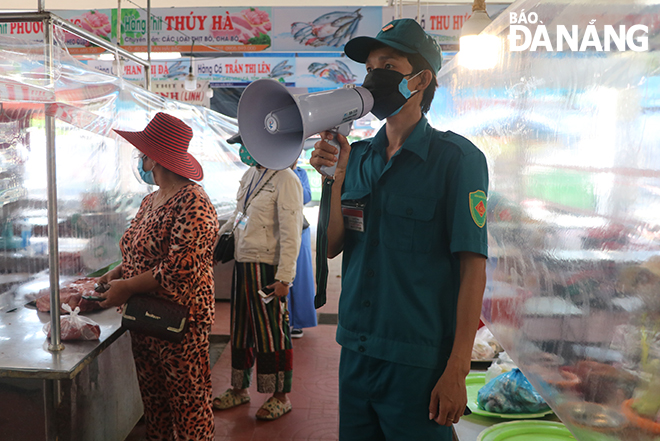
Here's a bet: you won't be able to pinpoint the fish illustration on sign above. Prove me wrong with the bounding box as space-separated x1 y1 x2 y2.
291 9 362 47
308 60 356 84
163 60 188 79
269 60 293 78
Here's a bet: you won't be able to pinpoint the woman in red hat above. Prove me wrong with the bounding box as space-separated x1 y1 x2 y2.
97 112 219 440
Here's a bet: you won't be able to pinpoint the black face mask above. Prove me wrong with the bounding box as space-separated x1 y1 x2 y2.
362 69 415 120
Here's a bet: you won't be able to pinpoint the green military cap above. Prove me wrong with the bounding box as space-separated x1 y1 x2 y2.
344 18 443 74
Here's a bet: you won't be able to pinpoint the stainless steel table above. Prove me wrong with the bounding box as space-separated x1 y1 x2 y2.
0 304 143 440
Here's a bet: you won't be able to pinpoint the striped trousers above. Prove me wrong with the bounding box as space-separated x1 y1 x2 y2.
230 261 293 393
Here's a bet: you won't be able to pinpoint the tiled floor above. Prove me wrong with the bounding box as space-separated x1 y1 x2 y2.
211 320 341 441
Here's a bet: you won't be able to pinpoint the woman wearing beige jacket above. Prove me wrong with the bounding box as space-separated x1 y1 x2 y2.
213 157 303 421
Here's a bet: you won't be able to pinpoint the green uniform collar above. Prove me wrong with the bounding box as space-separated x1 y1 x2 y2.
370 116 433 162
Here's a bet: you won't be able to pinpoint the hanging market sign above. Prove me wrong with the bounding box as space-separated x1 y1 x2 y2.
84 56 369 89
119 7 273 53
0 9 114 54
197 57 295 86
271 7 383 52
152 80 211 107
293 56 366 88
84 59 190 80
382 4 510 45
0 4 510 55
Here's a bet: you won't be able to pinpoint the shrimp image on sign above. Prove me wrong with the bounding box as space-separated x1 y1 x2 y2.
307 60 356 84
291 9 362 47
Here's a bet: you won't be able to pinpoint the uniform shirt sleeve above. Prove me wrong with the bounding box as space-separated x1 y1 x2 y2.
274 172 303 283
152 189 220 300
447 150 489 258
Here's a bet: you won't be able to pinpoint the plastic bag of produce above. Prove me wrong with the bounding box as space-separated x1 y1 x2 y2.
485 351 518 384
472 326 505 360
477 368 550 414
43 304 101 341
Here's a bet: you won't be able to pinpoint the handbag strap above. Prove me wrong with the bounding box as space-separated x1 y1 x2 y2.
230 170 279 234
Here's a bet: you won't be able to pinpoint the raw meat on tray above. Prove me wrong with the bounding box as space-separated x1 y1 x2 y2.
35 277 106 313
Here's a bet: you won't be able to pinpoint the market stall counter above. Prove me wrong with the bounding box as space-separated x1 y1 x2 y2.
453 365 563 441
0 304 143 441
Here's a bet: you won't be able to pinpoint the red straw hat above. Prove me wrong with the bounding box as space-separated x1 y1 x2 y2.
113 112 203 181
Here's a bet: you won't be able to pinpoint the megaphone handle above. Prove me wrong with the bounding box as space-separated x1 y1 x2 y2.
319 137 339 178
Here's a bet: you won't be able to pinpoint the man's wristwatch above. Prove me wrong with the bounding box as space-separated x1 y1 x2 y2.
276 280 291 286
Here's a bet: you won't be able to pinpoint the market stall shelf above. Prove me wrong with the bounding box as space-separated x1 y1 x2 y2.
0 306 143 440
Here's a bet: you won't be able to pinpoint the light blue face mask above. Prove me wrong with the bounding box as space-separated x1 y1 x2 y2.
138 156 156 185
389 71 422 117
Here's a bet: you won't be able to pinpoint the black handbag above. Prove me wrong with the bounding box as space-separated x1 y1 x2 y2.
214 170 279 264
214 231 235 263
121 294 190 343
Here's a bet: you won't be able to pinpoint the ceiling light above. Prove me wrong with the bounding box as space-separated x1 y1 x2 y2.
460 3 492 38
459 0 499 70
184 41 197 91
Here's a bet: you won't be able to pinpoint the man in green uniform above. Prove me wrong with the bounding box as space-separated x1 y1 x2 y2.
310 18 489 440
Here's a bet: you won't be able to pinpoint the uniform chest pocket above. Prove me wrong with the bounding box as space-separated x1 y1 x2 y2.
383 195 437 252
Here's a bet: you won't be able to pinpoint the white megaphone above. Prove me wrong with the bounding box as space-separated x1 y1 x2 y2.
237 79 373 176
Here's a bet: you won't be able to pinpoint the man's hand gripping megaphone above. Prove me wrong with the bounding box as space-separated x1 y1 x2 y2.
312 123 353 179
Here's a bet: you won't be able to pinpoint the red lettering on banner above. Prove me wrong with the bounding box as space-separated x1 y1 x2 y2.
258 62 270 74
212 16 221 30
212 13 234 31
124 65 143 76
453 14 469 30
174 16 185 30
430 15 450 30
185 12 195 31
197 16 207 31
224 12 234 30
164 16 175 30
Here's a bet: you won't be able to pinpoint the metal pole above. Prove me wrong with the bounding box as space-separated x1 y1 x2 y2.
38 0 45 12
146 0 151 90
417 0 421 25
44 15 63 352
116 0 122 79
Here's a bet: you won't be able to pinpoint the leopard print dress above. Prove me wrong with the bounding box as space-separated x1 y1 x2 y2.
121 183 219 441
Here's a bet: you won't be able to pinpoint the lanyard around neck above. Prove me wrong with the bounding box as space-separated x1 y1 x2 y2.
244 169 268 210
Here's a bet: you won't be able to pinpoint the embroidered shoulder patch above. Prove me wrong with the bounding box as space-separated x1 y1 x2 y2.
469 190 487 228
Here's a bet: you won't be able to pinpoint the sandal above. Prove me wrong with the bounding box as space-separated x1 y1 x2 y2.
212 388 250 410
256 396 292 420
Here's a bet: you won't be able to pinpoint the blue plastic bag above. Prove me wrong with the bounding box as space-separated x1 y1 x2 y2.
477 368 550 414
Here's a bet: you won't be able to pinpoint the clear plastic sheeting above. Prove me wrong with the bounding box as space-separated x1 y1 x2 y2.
428 1 660 439
0 26 242 312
